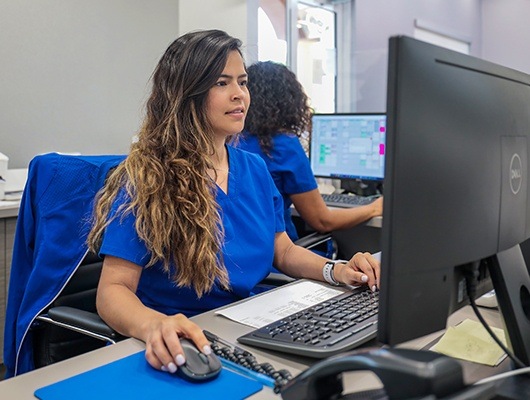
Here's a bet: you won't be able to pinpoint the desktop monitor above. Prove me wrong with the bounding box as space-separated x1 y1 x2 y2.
378 36 530 366
309 113 386 183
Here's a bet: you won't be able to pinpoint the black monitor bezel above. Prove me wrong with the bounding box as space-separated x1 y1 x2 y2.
377 35 530 366
309 112 386 182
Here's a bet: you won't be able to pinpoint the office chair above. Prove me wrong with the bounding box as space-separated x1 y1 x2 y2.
292 214 338 259
4 153 126 377
32 250 124 368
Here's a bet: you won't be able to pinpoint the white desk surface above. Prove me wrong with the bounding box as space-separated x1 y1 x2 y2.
0 281 511 399
361 215 382 228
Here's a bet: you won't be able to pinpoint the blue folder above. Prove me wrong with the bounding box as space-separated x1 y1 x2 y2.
34 351 263 400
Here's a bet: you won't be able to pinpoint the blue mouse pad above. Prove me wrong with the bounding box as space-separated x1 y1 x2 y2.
34 351 263 400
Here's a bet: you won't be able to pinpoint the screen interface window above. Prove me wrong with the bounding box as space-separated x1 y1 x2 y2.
310 114 386 181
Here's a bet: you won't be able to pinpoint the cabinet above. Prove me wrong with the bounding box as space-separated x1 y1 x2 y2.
1 209 18 365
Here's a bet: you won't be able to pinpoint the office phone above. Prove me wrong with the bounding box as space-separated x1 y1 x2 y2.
280 348 497 400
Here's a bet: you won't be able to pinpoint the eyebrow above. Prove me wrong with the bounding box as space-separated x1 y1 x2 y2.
218 73 248 79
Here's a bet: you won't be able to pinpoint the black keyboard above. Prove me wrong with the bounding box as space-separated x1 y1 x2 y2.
321 193 377 208
237 286 378 358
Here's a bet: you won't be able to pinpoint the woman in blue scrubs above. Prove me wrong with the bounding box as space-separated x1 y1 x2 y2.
239 61 383 242
87 30 379 375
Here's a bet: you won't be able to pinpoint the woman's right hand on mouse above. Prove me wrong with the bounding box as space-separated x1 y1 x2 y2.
142 313 212 373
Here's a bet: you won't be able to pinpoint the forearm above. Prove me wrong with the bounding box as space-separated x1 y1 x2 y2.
315 204 379 232
96 282 166 342
274 240 328 281
96 257 209 372
273 233 380 290
292 190 382 232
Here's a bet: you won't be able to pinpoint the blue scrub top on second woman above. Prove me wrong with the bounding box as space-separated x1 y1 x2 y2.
99 145 285 317
237 132 318 241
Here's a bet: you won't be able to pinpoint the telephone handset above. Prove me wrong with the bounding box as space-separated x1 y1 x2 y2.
280 348 497 400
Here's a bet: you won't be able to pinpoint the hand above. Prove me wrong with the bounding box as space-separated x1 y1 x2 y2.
334 252 380 291
143 313 212 373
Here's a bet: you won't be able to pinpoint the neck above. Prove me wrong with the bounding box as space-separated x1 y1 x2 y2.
210 143 228 171
208 144 229 189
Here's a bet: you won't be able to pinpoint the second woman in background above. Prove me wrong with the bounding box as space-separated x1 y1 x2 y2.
238 61 383 242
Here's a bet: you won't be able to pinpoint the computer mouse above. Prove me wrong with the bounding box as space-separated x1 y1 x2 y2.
176 338 222 382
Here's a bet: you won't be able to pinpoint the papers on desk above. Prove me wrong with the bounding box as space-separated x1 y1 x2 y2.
431 319 508 366
216 280 344 329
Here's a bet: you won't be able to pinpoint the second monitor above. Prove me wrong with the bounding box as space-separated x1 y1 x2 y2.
310 113 386 189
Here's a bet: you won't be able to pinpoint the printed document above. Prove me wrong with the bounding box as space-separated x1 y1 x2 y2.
215 280 344 329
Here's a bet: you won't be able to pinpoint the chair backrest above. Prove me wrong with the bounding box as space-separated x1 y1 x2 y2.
291 214 338 259
32 252 106 368
4 153 126 377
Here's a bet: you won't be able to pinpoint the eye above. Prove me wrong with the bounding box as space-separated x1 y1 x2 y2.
239 80 248 87
215 81 227 87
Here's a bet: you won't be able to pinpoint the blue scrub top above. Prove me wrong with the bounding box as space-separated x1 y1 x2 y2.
237 132 318 241
99 145 285 317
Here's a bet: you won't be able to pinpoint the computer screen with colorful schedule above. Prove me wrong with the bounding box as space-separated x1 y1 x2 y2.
309 113 386 182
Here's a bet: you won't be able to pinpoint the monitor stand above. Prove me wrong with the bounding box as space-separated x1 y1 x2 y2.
341 179 382 197
487 245 530 398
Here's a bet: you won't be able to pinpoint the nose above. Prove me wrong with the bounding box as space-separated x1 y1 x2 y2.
231 82 247 100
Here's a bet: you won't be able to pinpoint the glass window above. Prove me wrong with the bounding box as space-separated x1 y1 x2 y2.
258 0 287 64
296 2 336 112
258 0 337 113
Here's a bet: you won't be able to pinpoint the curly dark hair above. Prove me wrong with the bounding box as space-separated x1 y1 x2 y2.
244 61 312 156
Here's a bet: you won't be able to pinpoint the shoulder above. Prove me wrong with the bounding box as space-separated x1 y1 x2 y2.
271 133 305 154
238 131 258 144
228 145 277 191
235 132 263 154
228 144 268 170
275 132 300 142
269 133 308 164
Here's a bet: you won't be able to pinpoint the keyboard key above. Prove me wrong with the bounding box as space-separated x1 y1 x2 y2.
237 286 378 358
322 193 378 208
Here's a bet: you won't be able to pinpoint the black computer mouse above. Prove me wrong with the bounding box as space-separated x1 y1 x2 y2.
176 338 222 382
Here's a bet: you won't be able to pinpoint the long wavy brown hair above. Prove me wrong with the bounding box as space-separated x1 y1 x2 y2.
244 61 312 156
88 30 243 297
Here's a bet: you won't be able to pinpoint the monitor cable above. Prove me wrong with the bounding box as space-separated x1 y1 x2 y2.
463 262 527 370
474 366 530 386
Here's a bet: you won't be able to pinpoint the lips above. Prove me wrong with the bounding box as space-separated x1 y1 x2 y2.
226 108 244 115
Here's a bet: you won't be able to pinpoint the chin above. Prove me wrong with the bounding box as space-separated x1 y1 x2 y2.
231 124 245 134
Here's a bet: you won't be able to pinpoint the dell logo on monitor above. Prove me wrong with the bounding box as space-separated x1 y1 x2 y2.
510 153 523 195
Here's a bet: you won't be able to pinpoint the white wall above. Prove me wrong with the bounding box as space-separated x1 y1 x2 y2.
0 0 179 168
350 0 530 112
352 0 481 112
177 0 259 63
481 0 530 74
0 0 261 168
